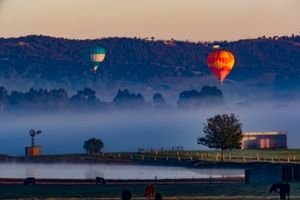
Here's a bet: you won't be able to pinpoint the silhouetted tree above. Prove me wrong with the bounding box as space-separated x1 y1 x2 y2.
177 89 201 108
152 93 166 108
0 87 9 111
48 88 69 109
113 89 145 108
177 86 223 108
199 85 223 105
7 87 70 111
83 138 104 155
9 90 25 107
71 88 98 103
198 113 243 161
70 87 100 109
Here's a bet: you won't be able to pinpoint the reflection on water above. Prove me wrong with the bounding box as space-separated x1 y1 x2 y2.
0 163 244 179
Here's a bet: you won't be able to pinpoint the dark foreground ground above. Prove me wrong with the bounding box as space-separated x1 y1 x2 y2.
1 182 300 199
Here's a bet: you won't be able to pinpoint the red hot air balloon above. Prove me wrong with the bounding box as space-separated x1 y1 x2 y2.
206 50 235 84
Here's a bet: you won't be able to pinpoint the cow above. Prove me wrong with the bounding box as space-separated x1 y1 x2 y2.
95 177 106 185
121 190 132 200
23 177 36 186
155 193 163 200
144 184 155 200
269 182 290 200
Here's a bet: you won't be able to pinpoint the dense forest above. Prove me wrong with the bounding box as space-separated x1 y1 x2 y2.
0 86 223 112
0 35 299 93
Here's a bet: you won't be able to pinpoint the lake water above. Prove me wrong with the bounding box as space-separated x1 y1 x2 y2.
0 163 244 179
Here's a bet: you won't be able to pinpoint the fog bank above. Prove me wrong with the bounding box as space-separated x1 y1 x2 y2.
0 101 299 155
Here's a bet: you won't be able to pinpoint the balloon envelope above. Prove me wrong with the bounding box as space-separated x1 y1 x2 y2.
206 50 235 82
90 47 106 63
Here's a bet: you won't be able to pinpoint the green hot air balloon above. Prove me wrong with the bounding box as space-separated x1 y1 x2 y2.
90 47 106 73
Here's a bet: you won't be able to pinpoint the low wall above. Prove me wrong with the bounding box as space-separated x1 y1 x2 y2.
245 164 300 184
245 166 282 184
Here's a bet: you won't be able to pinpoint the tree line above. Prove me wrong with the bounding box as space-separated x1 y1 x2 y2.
0 85 223 112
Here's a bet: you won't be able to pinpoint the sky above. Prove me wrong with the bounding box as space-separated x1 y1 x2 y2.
0 0 299 41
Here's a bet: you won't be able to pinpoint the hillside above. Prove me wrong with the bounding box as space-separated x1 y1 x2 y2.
0 35 299 94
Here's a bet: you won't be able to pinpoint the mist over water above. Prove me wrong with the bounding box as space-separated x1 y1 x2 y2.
0 98 300 156
0 163 244 179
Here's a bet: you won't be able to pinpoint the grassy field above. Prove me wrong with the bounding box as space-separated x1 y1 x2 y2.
1 182 300 199
3 149 300 165
101 149 300 164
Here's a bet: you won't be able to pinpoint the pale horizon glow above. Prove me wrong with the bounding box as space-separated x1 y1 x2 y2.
0 0 299 41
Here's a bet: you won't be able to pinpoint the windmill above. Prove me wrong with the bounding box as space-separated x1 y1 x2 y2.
25 129 42 157
29 129 42 147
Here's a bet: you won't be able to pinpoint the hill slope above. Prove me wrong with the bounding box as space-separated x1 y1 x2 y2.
0 35 299 93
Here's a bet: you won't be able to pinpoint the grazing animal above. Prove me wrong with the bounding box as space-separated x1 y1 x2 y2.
121 190 132 200
95 177 106 185
23 177 36 186
269 182 290 200
144 184 155 199
155 193 163 200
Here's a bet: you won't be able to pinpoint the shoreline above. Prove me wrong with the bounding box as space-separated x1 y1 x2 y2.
0 177 244 185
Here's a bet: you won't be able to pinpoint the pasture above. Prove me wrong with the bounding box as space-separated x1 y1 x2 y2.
102 149 300 164
1 182 300 199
